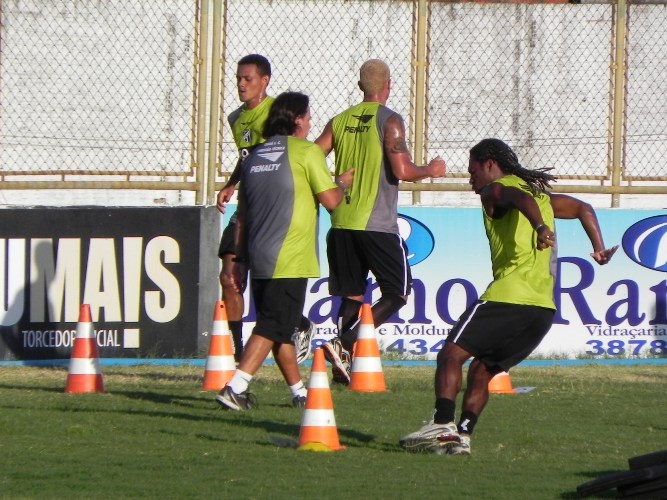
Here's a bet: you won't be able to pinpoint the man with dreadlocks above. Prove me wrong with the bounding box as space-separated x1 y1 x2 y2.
400 138 618 455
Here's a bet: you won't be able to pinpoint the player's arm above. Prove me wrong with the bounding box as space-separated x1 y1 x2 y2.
316 169 355 210
383 114 446 181
216 143 260 213
314 121 334 156
216 157 243 213
216 114 246 213
481 183 555 249
549 193 618 265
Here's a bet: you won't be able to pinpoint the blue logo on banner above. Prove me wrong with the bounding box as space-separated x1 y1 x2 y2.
397 214 435 266
622 215 667 272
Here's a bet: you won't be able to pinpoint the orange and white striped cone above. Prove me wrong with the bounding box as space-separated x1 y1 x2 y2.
65 304 104 394
488 371 517 394
298 348 345 452
201 301 236 391
349 303 386 393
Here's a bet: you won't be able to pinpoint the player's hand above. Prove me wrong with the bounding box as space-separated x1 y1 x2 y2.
591 245 618 265
536 226 556 250
335 168 355 189
216 185 235 214
426 156 446 178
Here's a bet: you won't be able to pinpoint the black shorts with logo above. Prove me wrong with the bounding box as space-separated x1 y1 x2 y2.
326 228 412 297
447 300 555 372
251 278 307 344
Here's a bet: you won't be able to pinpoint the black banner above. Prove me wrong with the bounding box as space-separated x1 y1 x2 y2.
0 207 219 360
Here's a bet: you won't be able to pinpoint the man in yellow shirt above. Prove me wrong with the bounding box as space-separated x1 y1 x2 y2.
400 138 618 455
315 59 446 384
216 54 313 365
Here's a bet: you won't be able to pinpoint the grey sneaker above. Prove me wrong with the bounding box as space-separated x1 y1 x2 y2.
322 337 351 385
292 395 307 409
399 421 460 453
440 433 471 455
215 386 255 411
293 321 314 365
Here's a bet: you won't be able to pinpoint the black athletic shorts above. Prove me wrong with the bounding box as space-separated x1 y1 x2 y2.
447 300 555 372
251 278 307 344
217 212 237 259
326 228 412 297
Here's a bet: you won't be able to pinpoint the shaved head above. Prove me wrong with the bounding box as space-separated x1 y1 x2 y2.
359 59 390 96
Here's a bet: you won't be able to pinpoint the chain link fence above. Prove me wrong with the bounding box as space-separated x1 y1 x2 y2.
427 2 613 180
0 0 201 183
624 3 667 180
0 0 665 205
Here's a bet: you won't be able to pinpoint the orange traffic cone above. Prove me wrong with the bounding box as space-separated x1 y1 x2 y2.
488 371 516 394
65 304 104 394
201 301 236 391
298 348 345 452
349 304 386 392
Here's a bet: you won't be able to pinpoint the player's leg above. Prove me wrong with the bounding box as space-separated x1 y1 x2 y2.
400 302 484 453
215 333 271 411
218 216 245 362
324 228 366 384
338 231 410 350
268 278 309 407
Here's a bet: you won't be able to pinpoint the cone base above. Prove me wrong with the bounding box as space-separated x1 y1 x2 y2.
489 388 517 394
298 441 346 452
349 372 386 393
65 374 104 394
201 371 235 391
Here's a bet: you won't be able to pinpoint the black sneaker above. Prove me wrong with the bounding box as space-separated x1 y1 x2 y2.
291 395 307 409
215 386 255 411
322 338 351 385
293 321 314 365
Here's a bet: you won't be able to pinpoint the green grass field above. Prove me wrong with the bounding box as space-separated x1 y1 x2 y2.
0 362 664 499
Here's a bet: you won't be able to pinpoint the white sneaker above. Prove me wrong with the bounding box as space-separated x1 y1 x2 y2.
399 421 460 453
293 321 314 365
438 433 471 456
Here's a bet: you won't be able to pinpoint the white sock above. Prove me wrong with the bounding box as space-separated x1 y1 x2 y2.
289 380 307 398
228 369 253 394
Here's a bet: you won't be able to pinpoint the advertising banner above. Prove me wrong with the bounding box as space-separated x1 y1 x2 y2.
234 206 667 360
2 205 664 361
0 207 219 360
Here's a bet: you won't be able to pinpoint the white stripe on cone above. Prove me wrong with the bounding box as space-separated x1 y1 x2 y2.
204 355 235 371
301 409 337 427
68 357 102 375
351 356 383 373
75 322 94 339
307 371 330 389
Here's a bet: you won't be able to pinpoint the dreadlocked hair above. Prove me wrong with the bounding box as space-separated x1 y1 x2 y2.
470 138 557 196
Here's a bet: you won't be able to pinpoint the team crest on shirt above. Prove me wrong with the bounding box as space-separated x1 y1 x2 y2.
242 129 252 144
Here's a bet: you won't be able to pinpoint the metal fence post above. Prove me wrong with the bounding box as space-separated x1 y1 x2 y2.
611 0 628 208
411 0 429 205
206 0 224 206
195 0 210 205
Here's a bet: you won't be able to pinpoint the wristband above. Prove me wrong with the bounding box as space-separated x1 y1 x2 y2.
231 256 246 263
534 223 547 233
335 178 348 190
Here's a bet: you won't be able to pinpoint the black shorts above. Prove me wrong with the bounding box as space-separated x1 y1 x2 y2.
447 301 555 372
326 228 412 297
217 212 238 259
251 278 307 344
